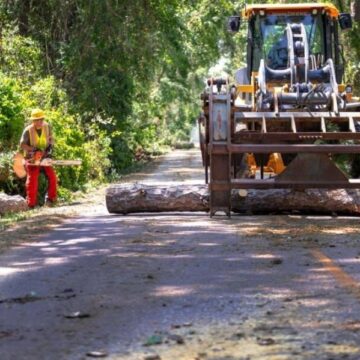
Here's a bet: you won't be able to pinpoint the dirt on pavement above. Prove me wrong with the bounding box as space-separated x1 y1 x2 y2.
1 149 360 360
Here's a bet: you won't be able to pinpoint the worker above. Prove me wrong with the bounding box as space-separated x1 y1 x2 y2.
19 108 57 208
267 34 288 69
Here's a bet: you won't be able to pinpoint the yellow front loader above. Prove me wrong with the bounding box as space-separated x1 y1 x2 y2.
199 3 360 216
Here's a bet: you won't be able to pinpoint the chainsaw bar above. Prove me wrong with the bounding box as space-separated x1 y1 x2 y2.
27 159 82 167
13 152 82 178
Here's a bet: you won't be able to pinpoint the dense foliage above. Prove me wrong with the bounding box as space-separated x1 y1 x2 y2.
0 0 236 198
0 0 359 199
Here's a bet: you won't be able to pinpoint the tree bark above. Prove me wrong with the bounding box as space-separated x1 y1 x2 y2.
353 0 360 21
106 183 360 215
17 0 31 36
106 184 209 214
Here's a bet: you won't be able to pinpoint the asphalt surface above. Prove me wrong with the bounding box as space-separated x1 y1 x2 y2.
1 149 360 360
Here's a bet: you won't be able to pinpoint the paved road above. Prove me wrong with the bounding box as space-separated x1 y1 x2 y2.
1 149 360 360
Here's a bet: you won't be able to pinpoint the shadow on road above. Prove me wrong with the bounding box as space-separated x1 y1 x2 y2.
1 213 360 359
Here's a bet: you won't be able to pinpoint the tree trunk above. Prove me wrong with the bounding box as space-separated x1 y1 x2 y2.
17 0 31 36
106 183 360 215
353 0 360 21
106 184 209 214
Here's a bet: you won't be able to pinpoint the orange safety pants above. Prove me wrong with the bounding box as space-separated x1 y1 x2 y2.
25 165 57 208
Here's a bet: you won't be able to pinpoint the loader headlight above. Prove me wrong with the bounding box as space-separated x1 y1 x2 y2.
238 189 248 197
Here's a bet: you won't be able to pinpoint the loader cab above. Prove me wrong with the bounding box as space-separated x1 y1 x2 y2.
242 4 347 83
250 13 325 70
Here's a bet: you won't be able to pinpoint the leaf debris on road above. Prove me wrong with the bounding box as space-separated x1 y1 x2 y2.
64 311 91 319
86 350 108 358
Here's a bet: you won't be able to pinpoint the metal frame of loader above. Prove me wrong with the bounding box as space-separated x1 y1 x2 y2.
200 81 360 217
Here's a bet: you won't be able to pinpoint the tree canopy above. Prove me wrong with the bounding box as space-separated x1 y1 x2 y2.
0 0 359 198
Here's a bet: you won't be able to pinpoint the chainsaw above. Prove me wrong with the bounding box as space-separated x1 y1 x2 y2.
13 151 82 178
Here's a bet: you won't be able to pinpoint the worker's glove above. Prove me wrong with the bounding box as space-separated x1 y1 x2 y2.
29 147 40 157
27 148 43 164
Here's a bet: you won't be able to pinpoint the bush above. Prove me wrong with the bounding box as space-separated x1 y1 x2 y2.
1 28 43 85
0 74 24 151
0 151 25 195
45 109 112 191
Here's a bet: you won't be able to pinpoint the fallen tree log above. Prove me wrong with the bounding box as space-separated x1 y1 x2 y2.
106 184 209 214
106 183 360 215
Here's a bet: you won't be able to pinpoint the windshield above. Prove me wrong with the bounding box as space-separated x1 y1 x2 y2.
253 14 324 70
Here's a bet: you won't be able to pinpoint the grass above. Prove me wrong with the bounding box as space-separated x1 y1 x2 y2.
0 214 24 232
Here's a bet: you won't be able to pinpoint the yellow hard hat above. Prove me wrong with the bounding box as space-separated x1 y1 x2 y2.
30 108 45 120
